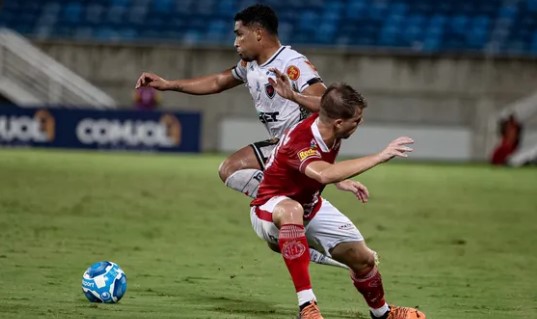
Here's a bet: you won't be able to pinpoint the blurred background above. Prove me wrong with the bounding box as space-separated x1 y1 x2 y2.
1 0 537 164
1 2 537 318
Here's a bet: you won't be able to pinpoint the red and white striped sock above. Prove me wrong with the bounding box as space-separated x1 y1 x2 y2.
351 266 388 315
278 224 315 305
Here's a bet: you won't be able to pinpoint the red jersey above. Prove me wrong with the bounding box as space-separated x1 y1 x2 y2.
251 113 340 220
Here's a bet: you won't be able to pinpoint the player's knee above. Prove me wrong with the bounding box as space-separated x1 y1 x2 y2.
218 157 240 183
355 251 377 275
273 201 304 226
339 245 377 274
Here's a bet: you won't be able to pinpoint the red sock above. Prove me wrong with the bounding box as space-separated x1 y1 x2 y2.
278 224 311 292
351 266 386 309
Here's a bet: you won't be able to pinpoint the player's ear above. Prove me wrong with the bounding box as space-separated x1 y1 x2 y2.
255 27 263 41
334 119 344 128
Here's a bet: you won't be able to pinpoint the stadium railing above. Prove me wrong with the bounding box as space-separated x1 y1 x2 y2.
0 28 117 108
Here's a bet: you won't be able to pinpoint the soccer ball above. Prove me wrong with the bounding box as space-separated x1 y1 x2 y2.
82 261 127 303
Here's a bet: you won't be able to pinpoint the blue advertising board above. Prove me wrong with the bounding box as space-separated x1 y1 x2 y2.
0 106 201 152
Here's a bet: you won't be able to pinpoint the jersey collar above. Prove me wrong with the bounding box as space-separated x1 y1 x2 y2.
311 118 330 152
260 46 287 67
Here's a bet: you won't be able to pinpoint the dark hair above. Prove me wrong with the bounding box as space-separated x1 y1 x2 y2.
234 4 278 35
320 83 367 120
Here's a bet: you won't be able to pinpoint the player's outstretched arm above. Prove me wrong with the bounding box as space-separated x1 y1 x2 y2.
304 136 414 184
135 68 242 95
268 68 324 112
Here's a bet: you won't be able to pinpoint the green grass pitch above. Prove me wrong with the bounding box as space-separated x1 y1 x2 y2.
0 149 536 318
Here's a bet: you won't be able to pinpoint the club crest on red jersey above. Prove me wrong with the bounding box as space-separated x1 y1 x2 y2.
265 83 276 99
286 65 300 81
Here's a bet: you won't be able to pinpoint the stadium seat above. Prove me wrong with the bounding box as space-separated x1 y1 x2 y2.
2 0 537 55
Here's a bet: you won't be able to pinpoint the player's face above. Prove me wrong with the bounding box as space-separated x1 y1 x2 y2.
234 21 259 62
335 108 364 139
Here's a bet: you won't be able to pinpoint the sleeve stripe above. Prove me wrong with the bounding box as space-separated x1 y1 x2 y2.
298 157 322 173
231 67 244 81
300 77 323 91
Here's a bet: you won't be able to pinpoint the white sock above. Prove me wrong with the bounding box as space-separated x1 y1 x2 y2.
297 289 316 306
309 248 349 270
370 303 390 318
224 169 263 198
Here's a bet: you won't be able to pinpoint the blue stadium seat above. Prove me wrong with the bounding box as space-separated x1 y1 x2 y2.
532 31 537 52
3 0 537 55
217 0 238 16
528 0 537 11
152 0 174 14
63 2 83 23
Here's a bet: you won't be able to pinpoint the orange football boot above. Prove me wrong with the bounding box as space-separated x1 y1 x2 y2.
297 301 324 319
375 305 425 319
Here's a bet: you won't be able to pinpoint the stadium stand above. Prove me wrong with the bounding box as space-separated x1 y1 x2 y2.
1 0 537 55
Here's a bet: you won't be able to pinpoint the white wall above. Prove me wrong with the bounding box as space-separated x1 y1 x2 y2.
219 118 471 161
520 130 537 150
36 42 537 159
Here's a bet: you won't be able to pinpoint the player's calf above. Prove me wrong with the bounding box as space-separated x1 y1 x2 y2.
218 144 265 197
331 242 389 318
224 168 263 198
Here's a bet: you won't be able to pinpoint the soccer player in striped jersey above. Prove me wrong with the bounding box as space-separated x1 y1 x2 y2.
136 4 346 269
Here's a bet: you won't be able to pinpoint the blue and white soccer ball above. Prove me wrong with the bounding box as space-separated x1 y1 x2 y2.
82 261 127 303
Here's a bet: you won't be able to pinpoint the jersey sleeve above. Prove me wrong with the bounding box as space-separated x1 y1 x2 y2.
284 139 323 174
231 60 248 82
285 56 323 93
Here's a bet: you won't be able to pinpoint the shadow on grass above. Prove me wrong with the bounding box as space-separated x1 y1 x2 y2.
192 294 368 319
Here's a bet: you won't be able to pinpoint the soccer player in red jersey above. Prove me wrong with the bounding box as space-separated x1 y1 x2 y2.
250 82 426 319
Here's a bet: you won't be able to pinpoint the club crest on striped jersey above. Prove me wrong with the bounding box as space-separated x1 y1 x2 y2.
286 65 300 81
265 83 276 99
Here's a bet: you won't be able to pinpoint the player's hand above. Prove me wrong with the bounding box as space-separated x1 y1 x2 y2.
335 180 369 203
268 68 295 100
378 136 414 163
135 72 171 90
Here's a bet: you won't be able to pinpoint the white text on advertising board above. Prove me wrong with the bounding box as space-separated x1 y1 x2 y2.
76 117 180 147
0 110 55 142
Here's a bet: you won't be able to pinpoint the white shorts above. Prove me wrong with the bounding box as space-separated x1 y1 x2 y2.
250 196 364 257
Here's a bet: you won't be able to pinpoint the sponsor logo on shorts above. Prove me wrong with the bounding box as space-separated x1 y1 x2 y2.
282 240 306 260
298 147 321 162
286 65 300 81
338 223 355 230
